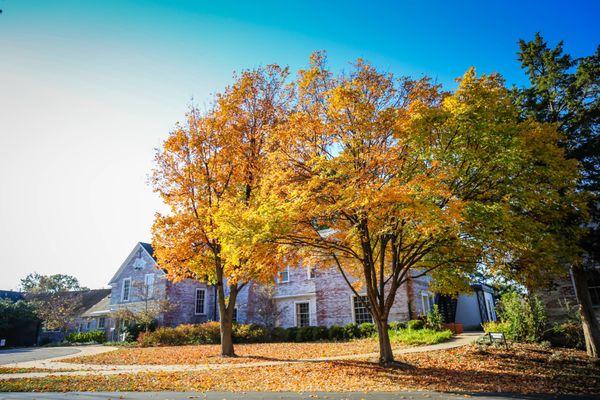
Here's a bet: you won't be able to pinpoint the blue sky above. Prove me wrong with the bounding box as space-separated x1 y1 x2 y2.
0 0 598 290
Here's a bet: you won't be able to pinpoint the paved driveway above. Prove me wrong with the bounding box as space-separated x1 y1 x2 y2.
0 347 81 365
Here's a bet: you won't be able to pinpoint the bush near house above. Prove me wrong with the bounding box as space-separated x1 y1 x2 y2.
483 291 583 349
136 319 451 347
66 330 106 344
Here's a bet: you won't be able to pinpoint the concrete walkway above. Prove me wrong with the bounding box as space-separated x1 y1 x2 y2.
0 333 479 380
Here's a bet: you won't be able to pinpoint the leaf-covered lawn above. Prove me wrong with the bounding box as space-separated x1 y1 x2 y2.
390 329 453 346
0 367 63 374
2 344 598 395
62 339 391 365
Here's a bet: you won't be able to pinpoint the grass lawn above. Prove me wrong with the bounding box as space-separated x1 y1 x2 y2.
0 367 63 374
62 330 452 366
1 344 598 395
390 328 453 345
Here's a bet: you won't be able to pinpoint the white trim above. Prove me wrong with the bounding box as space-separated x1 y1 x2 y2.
144 273 155 298
350 294 372 324
420 291 432 314
195 288 207 315
293 300 310 327
121 278 132 302
272 292 316 300
306 266 315 279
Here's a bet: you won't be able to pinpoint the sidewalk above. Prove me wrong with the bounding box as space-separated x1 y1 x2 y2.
0 333 479 379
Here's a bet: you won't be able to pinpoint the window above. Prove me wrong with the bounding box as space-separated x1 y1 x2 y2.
86 320 92 330
588 269 600 306
421 292 433 314
122 278 131 301
232 307 238 323
295 302 310 327
353 295 373 324
195 288 206 315
278 267 290 283
98 317 106 329
144 273 155 298
307 266 316 279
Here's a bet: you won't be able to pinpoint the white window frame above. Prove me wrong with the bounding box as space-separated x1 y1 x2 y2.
278 267 290 283
294 301 310 327
351 294 373 324
98 317 106 329
121 278 131 302
307 266 315 279
144 273 155 298
421 292 433 314
195 288 207 315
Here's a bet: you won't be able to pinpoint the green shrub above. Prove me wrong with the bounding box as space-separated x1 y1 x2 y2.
389 321 407 331
549 320 584 349
328 325 344 340
233 324 269 343
426 304 444 331
407 319 424 330
343 323 359 339
124 320 158 342
496 292 547 342
483 320 511 335
287 327 299 342
390 328 452 345
270 327 289 342
66 330 106 344
358 322 376 338
311 326 329 341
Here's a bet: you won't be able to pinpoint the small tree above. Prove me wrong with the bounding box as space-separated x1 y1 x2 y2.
20 273 86 333
152 65 291 356
250 284 281 328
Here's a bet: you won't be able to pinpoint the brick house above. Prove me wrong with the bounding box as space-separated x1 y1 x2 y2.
90 241 495 339
537 268 600 323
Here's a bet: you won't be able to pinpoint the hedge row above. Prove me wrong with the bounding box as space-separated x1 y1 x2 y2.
138 320 426 347
66 330 106 344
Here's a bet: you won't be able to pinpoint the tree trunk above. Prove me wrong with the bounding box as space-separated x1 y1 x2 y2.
220 315 235 357
572 266 600 358
215 264 237 357
375 318 394 365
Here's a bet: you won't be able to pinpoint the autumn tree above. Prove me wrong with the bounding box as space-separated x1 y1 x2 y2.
515 33 599 356
151 65 290 356
20 273 87 332
262 53 580 365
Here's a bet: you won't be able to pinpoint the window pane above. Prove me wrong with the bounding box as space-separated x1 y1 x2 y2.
195 289 205 314
123 280 130 301
353 296 372 324
296 302 310 327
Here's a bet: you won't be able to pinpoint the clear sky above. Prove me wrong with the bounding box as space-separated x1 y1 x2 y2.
1 0 598 290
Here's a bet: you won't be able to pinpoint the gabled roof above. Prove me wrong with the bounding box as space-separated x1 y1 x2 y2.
107 242 162 285
24 289 111 315
81 293 111 317
139 242 156 260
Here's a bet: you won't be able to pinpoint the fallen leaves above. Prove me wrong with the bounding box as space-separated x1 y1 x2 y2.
61 339 389 365
2 343 599 395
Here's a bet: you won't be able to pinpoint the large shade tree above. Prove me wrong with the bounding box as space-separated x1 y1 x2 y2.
515 33 599 357
259 54 580 365
151 65 290 356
